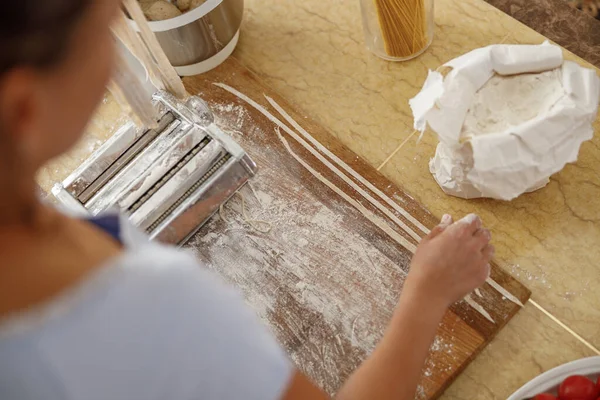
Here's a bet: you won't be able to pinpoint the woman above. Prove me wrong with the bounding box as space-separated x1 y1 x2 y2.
0 1 494 399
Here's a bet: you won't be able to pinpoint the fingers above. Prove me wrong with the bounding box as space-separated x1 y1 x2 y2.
471 245 494 283
480 262 491 280
427 225 445 240
432 214 492 255
426 214 454 240
474 228 491 241
459 213 482 233
440 214 453 228
473 228 492 248
447 213 481 237
477 245 494 280
482 244 495 260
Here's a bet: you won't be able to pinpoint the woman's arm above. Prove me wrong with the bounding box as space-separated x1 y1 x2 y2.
281 214 494 400
283 291 446 400
334 286 448 400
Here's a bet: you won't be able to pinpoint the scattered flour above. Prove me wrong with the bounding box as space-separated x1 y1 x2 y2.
510 263 552 289
189 171 412 393
185 99 463 395
188 100 446 394
211 102 250 132
461 69 565 138
41 92 462 395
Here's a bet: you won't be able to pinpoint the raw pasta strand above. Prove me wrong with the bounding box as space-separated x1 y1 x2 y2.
377 0 408 55
374 0 428 58
380 0 413 56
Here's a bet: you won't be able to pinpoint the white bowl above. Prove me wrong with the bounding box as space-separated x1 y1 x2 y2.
507 357 600 399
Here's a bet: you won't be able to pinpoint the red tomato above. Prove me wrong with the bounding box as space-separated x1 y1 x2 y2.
558 375 598 400
533 394 557 400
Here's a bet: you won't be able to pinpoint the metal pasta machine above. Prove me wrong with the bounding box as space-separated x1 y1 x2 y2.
52 91 257 245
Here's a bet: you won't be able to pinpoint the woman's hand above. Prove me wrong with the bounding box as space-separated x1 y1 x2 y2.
283 214 496 400
404 214 494 309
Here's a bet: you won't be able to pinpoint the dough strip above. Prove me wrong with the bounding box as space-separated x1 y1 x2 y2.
215 82 510 322
265 92 524 309
265 95 430 235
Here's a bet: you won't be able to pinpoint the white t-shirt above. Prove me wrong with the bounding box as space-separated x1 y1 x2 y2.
0 214 293 400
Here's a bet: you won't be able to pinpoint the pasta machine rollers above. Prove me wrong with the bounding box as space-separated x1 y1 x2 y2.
52 90 257 245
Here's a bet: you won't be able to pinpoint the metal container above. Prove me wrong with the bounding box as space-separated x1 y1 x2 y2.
129 0 244 76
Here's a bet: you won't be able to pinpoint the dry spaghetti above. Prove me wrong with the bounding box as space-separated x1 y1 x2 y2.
373 0 428 58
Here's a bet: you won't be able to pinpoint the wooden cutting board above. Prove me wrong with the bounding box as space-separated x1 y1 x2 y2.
183 57 531 399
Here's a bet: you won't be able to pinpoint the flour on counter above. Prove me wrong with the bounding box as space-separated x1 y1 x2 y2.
220 192 273 233
187 99 424 394
461 69 564 138
211 102 250 133
189 172 409 390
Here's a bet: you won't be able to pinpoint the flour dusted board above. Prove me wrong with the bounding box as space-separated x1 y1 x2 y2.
183 57 530 399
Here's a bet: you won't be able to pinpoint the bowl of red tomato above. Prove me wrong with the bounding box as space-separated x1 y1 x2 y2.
507 357 600 400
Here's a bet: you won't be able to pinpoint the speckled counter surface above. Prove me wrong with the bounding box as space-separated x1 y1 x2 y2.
232 0 600 398
485 0 600 67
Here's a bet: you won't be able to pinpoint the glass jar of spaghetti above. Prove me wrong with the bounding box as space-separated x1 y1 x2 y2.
360 0 434 61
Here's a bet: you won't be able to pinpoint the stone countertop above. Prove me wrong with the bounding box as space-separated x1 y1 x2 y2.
233 0 600 398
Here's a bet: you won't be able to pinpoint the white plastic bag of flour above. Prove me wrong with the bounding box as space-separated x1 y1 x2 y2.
409 42 600 201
